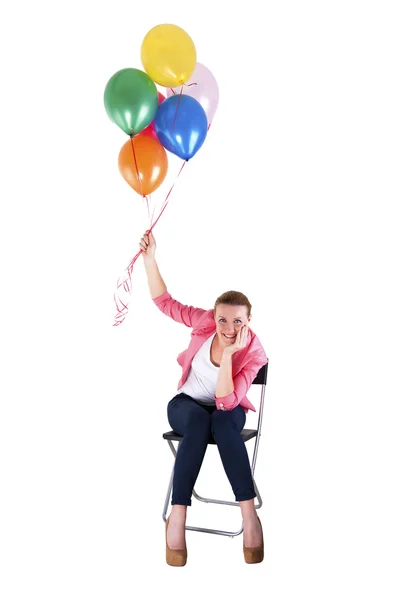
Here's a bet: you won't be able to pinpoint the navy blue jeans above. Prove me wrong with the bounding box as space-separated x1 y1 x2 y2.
167 392 256 506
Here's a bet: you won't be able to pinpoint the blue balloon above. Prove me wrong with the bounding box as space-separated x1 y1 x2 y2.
154 95 208 161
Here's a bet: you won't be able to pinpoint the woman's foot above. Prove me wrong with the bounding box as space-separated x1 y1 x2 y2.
243 516 264 564
243 514 263 548
166 506 187 567
165 518 187 567
240 500 264 563
166 508 187 550
166 517 186 550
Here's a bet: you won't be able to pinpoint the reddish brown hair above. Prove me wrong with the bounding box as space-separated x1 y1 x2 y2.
214 290 252 317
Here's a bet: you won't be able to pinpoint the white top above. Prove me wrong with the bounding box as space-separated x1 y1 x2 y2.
177 334 219 404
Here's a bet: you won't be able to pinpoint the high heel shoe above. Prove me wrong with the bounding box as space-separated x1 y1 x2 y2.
165 517 187 567
243 516 264 564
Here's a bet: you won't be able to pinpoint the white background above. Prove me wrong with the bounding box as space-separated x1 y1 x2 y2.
1 0 398 598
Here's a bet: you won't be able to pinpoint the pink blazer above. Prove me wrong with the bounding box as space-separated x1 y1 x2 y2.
153 290 268 413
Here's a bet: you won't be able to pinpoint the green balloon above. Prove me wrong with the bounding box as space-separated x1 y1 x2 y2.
104 68 158 135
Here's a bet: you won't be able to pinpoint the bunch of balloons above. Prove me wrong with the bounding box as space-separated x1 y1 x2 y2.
104 23 219 197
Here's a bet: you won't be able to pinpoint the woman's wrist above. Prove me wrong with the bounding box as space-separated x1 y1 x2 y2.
222 346 235 358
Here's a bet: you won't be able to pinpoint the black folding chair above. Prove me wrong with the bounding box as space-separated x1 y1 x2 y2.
162 362 269 537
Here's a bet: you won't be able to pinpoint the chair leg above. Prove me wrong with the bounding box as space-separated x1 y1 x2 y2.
162 440 180 522
191 440 263 509
162 464 174 522
253 480 263 509
192 481 262 510
163 440 263 536
185 523 244 537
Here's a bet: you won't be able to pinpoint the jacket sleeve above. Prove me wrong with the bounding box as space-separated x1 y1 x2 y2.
214 350 268 411
152 290 208 328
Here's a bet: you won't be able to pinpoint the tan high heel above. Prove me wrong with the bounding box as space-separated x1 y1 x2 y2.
165 517 187 567
243 516 264 564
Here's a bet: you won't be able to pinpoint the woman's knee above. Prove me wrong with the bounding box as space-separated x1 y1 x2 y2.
185 408 211 432
211 409 245 438
211 411 234 438
168 397 211 435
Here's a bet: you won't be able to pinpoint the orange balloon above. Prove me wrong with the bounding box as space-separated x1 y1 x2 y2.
118 135 168 196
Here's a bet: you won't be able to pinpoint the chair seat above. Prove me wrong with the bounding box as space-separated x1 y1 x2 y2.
163 428 258 444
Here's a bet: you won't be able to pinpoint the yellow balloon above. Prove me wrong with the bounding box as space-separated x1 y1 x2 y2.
141 24 197 88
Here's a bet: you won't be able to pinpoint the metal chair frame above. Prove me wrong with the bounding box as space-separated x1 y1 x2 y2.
162 362 268 537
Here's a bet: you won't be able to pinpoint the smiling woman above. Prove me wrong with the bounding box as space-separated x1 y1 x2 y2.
138 230 268 567
214 290 252 342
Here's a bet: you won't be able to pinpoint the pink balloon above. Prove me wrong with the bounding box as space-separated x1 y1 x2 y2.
167 63 219 126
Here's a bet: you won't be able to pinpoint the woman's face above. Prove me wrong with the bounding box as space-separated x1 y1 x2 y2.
214 304 251 347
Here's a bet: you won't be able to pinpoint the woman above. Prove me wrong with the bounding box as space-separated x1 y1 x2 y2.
139 231 268 566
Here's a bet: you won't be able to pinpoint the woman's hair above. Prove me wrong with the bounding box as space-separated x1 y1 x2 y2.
214 290 252 317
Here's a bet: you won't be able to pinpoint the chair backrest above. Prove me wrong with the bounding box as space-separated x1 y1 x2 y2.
250 362 268 434
249 361 268 471
252 363 268 386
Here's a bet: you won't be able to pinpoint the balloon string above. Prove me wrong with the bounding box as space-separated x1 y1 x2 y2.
131 132 155 226
130 134 146 201
146 195 150 221
148 160 186 230
170 82 209 130
149 195 156 225
112 160 187 327
170 81 197 95
171 86 184 134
